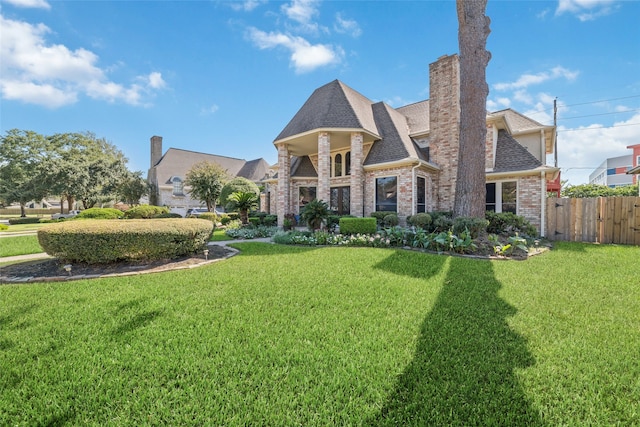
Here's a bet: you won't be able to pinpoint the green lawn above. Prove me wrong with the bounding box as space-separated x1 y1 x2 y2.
1 242 638 425
0 222 48 233
0 235 43 257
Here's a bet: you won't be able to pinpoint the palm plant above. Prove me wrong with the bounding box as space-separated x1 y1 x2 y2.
228 191 259 225
300 199 330 231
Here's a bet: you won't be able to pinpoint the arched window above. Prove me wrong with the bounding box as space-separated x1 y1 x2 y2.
172 177 184 196
334 153 342 177
345 151 351 176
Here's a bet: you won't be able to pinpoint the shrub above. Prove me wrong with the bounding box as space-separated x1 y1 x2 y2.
8 217 41 225
300 199 330 231
263 215 277 226
0 223 8 231
219 177 260 208
198 212 218 223
339 217 377 235
154 212 183 219
225 225 278 239
76 208 124 220
452 216 489 239
485 211 538 237
370 211 391 226
248 217 260 227
383 213 399 227
407 213 432 229
37 219 213 263
124 205 168 219
430 211 454 233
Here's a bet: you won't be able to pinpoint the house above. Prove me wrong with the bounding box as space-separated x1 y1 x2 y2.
263 54 559 235
626 143 640 186
589 154 635 188
147 136 270 216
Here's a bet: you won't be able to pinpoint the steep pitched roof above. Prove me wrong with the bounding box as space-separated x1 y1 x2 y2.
490 108 545 133
291 156 318 177
494 130 543 172
237 158 270 181
397 100 430 135
153 148 266 184
365 102 417 165
275 80 379 141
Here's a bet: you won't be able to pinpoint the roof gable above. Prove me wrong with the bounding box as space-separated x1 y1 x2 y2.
397 100 430 135
275 80 379 141
494 130 543 172
364 102 415 165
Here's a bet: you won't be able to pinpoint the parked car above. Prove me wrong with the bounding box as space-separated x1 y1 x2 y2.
52 210 81 219
186 207 224 217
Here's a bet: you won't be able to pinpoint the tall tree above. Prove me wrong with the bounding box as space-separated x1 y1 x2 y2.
46 132 129 210
184 161 229 211
453 0 491 219
0 129 50 216
116 170 149 206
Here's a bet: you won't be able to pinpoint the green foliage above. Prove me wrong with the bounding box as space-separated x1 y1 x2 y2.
407 213 432 229
562 183 639 198
219 177 260 208
228 191 259 224
339 217 377 235
76 207 124 220
248 217 260 227
485 211 538 237
381 226 408 247
8 217 41 225
370 211 390 226
452 216 488 239
198 212 218 222
224 225 278 240
37 219 213 263
383 213 399 227
430 211 454 233
185 161 229 211
115 170 148 205
123 204 169 219
300 199 330 230
0 223 8 231
154 212 183 219
263 215 277 226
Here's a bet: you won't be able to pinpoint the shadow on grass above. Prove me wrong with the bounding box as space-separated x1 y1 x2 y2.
374 249 448 280
111 298 164 337
549 241 588 252
369 257 544 426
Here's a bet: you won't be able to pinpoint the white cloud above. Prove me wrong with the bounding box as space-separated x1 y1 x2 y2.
555 0 619 21
247 27 342 73
334 13 362 37
0 15 165 108
556 112 640 184
281 0 319 25
200 104 220 115
2 0 50 9
228 0 266 12
493 66 579 91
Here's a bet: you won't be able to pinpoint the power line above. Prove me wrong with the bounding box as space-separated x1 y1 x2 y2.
557 122 640 133
560 95 640 109
559 108 640 121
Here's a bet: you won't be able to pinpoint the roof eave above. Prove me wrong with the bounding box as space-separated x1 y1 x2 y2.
274 127 381 145
364 158 440 172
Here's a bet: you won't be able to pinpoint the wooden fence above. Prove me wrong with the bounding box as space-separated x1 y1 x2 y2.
546 197 640 245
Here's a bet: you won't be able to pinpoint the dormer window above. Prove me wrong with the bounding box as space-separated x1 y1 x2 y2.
172 176 184 196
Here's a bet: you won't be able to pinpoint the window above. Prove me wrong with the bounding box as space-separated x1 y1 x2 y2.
416 177 426 213
299 186 316 209
330 186 350 215
607 168 616 176
486 181 517 213
376 177 397 212
637 155 640 167
331 150 351 177
172 177 184 196
334 153 342 177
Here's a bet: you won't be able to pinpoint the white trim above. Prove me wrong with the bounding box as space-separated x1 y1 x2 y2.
486 179 518 214
364 158 440 172
274 127 380 145
540 170 546 237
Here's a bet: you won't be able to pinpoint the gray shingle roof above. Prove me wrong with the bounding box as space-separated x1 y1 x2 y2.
237 158 271 181
490 108 546 132
275 80 379 141
364 102 416 165
494 130 543 172
291 156 318 177
397 100 430 135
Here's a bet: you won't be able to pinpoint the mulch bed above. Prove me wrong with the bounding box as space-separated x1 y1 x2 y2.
1 245 234 283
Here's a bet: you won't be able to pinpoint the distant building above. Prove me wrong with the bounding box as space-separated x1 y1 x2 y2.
146 136 270 216
589 154 634 188
627 143 640 185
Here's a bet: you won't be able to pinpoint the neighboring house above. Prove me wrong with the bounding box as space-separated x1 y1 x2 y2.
627 143 640 186
263 54 559 235
589 154 634 188
147 136 270 216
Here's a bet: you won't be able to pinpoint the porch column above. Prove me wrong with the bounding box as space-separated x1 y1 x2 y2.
317 132 331 203
350 132 364 217
277 144 291 227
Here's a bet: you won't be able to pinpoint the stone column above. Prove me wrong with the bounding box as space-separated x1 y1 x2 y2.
350 132 364 217
317 132 331 203
277 144 290 227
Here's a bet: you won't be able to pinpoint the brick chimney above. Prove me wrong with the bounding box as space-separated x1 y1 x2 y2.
150 135 163 168
429 54 461 212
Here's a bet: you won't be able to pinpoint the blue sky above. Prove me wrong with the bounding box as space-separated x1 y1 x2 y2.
1 0 639 185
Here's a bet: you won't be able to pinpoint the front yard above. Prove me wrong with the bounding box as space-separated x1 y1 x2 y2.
1 242 638 425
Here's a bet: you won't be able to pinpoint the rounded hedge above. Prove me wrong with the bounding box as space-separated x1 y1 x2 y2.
38 219 213 264
76 207 124 219
124 205 169 219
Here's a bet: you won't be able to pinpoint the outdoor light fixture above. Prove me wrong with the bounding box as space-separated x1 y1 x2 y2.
63 264 72 275
203 249 209 260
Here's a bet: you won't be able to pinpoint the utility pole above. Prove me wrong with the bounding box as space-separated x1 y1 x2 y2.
554 97 558 168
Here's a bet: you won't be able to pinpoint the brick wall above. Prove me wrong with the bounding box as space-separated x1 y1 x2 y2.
429 55 461 212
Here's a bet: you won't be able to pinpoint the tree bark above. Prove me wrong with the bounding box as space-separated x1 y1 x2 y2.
454 0 491 219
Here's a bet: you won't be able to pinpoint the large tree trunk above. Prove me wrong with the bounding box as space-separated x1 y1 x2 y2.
454 0 491 219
